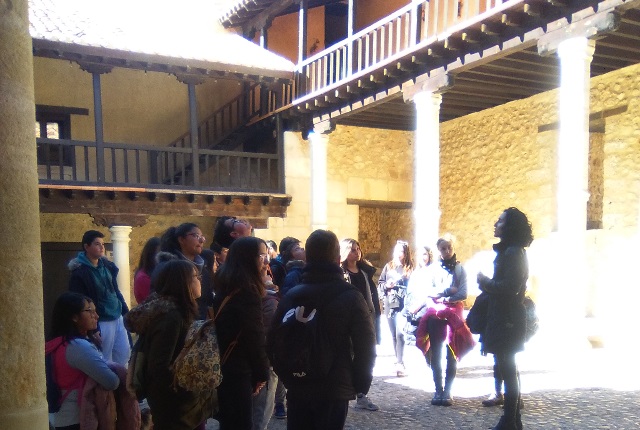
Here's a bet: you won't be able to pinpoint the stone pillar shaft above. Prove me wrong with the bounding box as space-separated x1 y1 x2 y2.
310 131 328 231
413 91 442 248
556 37 595 234
109 226 132 307
0 0 50 427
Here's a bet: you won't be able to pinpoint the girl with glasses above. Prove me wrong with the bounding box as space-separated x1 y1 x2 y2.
158 223 213 320
46 292 122 430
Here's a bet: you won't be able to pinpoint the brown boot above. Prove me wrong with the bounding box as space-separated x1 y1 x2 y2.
482 393 504 407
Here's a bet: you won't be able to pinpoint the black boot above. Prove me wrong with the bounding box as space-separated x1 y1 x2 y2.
493 395 518 430
492 415 518 430
516 395 523 430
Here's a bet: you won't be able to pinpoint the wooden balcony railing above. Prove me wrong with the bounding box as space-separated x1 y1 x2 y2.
37 137 282 193
295 0 516 97
169 81 294 150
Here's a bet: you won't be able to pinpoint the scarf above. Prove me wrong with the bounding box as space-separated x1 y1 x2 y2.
440 254 458 275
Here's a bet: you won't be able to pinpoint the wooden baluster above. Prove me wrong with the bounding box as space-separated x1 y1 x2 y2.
396 16 402 54
373 29 378 64
111 148 116 183
135 150 141 183
365 34 370 68
124 149 129 183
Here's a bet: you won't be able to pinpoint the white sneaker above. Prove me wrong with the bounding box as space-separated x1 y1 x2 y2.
355 394 379 411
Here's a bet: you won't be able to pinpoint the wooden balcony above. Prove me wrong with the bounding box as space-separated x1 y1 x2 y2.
286 0 639 130
37 136 291 223
37 137 283 193
295 0 505 98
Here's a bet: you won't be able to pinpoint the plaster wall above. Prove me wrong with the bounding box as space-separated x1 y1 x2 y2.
356 0 409 30
267 7 326 64
33 57 240 145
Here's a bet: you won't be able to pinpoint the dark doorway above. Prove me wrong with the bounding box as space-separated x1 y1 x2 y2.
41 242 112 337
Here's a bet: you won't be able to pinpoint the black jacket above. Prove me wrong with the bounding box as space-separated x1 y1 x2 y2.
211 288 270 385
358 261 381 316
480 244 528 354
268 263 377 401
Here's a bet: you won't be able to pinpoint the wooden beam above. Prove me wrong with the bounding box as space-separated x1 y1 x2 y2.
241 0 295 34
347 198 412 209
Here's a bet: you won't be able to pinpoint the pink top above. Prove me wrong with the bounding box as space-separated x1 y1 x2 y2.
133 270 151 303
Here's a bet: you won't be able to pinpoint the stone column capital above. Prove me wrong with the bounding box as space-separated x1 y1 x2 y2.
108 225 133 240
557 37 596 63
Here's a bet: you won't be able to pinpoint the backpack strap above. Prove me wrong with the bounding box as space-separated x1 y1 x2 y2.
211 289 242 365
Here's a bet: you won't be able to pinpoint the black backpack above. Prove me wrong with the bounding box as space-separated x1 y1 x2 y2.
45 344 64 413
271 286 345 387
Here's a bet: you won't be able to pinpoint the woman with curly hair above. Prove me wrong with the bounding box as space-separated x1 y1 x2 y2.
212 236 270 430
477 208 533 430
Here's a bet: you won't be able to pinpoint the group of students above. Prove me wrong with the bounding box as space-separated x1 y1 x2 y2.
375 207 533 430
46 206 533 430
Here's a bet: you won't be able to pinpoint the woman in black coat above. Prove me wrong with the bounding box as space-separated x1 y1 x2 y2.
212 237 270 430
477 208 533 430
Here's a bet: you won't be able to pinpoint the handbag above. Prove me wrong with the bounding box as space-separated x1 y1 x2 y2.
387 290 401 309
523 296 539 342
465 292 489 335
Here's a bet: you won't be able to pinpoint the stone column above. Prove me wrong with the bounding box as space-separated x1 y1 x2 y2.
0 1 50 428
309 122 332 231
412 91 442 248
556 37 595 234
404 72 451 249
109 225 133 307
550 36 595 351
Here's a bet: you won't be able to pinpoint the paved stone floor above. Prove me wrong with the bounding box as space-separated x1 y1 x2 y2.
207 324 640 429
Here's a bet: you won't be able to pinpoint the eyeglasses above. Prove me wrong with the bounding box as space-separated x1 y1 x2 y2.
187 233 206 242
81 308 98 315
258 253 269 260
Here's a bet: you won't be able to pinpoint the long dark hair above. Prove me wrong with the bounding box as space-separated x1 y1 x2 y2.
214 236 265 298
49 292 93 342
501 207 534 247
160 223 198 254
136 236 160 275
153 259 199 323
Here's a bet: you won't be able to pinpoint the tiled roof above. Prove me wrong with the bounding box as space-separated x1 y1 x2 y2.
29 0 294 79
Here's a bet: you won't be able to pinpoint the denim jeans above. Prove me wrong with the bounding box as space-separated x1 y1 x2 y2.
387 310 406 364
252 368 278 430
